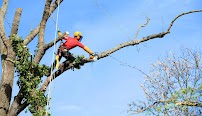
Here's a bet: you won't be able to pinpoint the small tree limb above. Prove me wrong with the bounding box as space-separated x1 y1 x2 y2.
33 0 53 64
167 9 202 32
23 0 63 45
9 8 22 39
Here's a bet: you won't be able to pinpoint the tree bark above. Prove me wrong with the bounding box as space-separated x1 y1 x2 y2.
0 41 15 116
9 8 22 39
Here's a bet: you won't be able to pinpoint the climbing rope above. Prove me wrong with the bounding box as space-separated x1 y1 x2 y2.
46 0 60 115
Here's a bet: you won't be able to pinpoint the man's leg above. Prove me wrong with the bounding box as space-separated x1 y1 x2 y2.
59 51 75 66
57 50 72 72
46 47 63 76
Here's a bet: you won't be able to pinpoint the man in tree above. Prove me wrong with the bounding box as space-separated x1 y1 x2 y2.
55 31 95 69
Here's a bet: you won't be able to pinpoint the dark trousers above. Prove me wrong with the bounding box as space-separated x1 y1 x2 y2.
50 46 75 73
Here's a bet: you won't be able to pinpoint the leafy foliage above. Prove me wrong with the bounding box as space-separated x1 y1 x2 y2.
72 55 85 70
12 35 49 116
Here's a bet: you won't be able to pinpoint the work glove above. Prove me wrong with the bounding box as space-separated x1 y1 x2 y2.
90 54 94 59
57 31 62 36
90 53 98 61
65 31 69 35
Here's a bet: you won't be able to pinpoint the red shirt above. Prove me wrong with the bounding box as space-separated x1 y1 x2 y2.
62 36 84 50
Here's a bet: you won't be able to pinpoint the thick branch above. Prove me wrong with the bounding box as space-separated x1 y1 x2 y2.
158 100 202 107
40 9 202 94
0 0 8 47
0 0 8 16
9 8 22 39
40 31 169 92
40 58 93 92
33 0 53 63
23 0 63 45
130 100 202 114
175 101 202 107
99 31 169 59
39 32 168 92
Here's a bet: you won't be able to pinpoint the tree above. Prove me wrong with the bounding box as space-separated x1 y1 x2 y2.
0 0 201 115
128 48 202 115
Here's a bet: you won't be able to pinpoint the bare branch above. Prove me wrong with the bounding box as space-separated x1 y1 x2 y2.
0 0 8 16
44 32 65 50
129 102 159 114
40 9 202 96
99 31 169 59
0 0 9 47
134 18 150 40
167 9 202 32
23 0 63 45
9 8 22 39
33 0 53 63
158 100 202 107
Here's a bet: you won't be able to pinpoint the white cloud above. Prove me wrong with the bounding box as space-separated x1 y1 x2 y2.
55 104 82 112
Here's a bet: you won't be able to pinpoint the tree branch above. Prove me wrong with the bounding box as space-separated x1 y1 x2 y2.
39 31 168 91
158 99 202 107
44 32 65 50
9 8 22 39
33 0 53 63
167 9 202 32
23 0 63 45
0 0 9 48
134 18 150 40
130 100 202 114
40 9 202 94
99 31 169 59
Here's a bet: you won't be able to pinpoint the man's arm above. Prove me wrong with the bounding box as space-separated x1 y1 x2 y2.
84 46 93 55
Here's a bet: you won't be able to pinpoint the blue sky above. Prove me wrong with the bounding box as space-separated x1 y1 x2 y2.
0 0 202 116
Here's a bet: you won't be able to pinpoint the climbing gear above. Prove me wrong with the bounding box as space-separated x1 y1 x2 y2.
55 45 76 69
90 52 98 61
57 31 69 37
46 0 60 115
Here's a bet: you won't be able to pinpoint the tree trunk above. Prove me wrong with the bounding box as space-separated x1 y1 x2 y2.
7 92 25 116
0 41 15 116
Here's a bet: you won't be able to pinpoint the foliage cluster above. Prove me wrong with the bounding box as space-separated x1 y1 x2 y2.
72 55 85 70
12 35 49 116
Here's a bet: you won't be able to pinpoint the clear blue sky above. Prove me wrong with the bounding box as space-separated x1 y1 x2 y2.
0 0 202 116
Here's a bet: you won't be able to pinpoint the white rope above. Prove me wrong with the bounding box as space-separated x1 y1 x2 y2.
46 0 60 115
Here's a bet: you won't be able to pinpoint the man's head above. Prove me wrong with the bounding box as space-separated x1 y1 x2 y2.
74 31 83 41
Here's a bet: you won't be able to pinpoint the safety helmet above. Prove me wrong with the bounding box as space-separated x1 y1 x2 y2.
74 31 82 37
74 31 83 41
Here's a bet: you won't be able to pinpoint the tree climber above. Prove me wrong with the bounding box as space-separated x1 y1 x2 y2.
54 31 95 69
